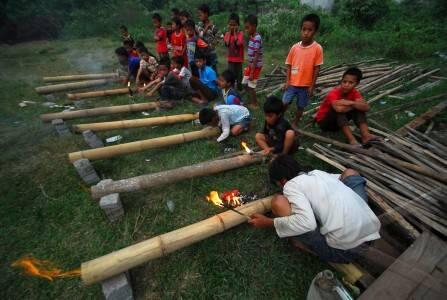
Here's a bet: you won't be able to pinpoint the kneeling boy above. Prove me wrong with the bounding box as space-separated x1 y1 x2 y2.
315 67 379 145
199 105 251 142
256 96 297 155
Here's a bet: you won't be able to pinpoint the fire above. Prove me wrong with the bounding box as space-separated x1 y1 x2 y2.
11 256 80 281
127 81 131 87
206 191 225 207
206 189 242 208
241 141 252 154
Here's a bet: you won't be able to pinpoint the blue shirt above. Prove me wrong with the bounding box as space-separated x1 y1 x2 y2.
198 66 217 92
128 56 140 78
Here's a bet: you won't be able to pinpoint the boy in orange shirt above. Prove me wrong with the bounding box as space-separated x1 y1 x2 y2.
283 14 323 130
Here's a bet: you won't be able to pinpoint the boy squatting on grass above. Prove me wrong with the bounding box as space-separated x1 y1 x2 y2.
315 67 380 145
256 96 297 156
115 46 140 84
199 105 251 143
283 13 323 130
249 155 381 264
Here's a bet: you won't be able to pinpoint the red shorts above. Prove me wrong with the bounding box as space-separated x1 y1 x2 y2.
242 66 262 88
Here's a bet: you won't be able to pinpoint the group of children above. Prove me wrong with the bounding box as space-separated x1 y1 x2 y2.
117 9 378 150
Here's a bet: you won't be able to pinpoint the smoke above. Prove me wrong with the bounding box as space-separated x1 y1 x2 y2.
63 46 116 73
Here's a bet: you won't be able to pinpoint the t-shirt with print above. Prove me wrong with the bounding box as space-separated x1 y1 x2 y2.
224 31 244 63
171 31 186 57
186 36 208 65
262 117 292 153
155 27 168 54
315 87 363 122
247 33 263 68
285 41 323 87
139 56 158 73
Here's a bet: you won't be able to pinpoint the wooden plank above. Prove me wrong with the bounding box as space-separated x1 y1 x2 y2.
396 100 447 136
410 255 447 299
359 232 447 299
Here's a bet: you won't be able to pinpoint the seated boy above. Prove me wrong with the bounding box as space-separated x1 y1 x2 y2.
255 96 297 156
249 155 381 264
136 47 158 86
137 62 169 97
189 51 218 105
158 56 192 104
315 67 379 145
199 105 251 142
115 47 140 84
217 70 243 105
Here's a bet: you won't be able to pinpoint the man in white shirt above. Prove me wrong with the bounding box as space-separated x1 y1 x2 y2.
249 155 381 263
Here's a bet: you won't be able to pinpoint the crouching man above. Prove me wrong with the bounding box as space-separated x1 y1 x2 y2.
249 155 381 263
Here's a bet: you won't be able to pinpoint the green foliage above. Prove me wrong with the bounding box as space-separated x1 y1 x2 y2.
335 0 391 28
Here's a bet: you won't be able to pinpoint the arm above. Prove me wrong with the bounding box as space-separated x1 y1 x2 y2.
283 64 291 90
135 67 143 86
236 31 243 46
332 100 354 113
216 113 230 142
308 65 320 97
352 98 370 112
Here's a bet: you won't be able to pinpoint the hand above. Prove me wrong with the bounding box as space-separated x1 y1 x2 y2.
248 214 274 228
249 73 254 81
307 86 314 97
263 147 274 156
282 83 289 91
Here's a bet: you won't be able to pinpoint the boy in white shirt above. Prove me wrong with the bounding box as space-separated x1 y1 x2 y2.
249 155 381 263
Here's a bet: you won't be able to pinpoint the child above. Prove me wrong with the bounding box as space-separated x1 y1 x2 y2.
315 67 379 145
167 8 180 43
119 25 135 46
158 56 192 105
217 70 243 105
189 51 218 104
255 96 297 156
115 47 140 84
197 4 222 72
138 63 169 97
224 13 244 91
172 56 193 93
178 10 191 27
123 40 139 58
243 15 263 108
184 19 209 76
170 18 187 66
152 13 169 61
136 48 158 87
283 13 323 130
199 105 251 142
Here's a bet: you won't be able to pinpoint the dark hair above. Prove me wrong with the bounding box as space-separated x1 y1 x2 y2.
152 13 162 22
171 8 180 15
115 47 129 57
179 10 191 18
184 19 196 29
220 70 236 86
172 17 182 27
301 13 320 31
172 56 184 66
120 25 128 31
343 67 363 82
194 50 206 60
229 13 240 25
198 4 210 15
159 56 171 67
264 96 284 114
199 108 217 125
135 41 145 49
123 40 134 47
269 155 304 182
244 14 258 26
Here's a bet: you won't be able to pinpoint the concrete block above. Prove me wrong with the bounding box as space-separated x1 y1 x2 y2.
100 193 124 223
51 118 71 136
73 158 100 185
101 272 134 300
82 130 104 148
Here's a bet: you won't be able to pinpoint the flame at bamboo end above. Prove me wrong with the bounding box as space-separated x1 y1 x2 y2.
206 189 242 208
11 256 80 281
241 141 252 154
127 81 131 88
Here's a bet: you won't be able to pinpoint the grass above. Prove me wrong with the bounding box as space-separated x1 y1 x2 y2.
1 36 446 299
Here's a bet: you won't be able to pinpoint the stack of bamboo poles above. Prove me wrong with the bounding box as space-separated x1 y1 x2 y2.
305 129 447 238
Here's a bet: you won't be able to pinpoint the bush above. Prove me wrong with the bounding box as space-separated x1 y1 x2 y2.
336 0 391 28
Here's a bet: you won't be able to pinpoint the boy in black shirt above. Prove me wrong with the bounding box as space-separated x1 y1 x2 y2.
256 96 297 155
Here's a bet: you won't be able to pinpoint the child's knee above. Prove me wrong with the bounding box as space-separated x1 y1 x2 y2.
285 130 295 140
271 194 291 217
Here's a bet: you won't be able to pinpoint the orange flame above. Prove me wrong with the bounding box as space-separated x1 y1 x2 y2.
11 256 80 281
241 141 252 154
206 189 242 208
206 191 225 207
127 81 131 87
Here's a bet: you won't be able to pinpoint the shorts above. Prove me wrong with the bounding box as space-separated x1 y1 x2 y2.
234 116 252 131
282 86 309 109
242 66 262 89
291 175 369 263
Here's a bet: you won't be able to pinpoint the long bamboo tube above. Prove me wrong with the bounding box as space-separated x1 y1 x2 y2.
40 102 166 122
81 197 272 284
73 113 198 133
68 127 220 162
91 153 264 198
35 79 109 94
43 72 118 83
67 87 129 100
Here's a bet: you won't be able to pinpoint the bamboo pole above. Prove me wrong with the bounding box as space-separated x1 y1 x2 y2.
40 102 167 122
91 153 264 199
68 127 220 162
43 72 118 83
73 113 198 133
35 79 109 94
67 88 129 100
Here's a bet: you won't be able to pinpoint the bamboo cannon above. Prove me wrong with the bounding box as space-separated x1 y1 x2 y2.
35 79 109 94
91 153 264 198
67 87 130 100
68 127 220 162
40 102 167 122
73 113 198 133
43 72 118 83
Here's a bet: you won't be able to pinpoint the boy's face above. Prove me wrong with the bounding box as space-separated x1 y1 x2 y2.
124 44 132 51
172 61 181 69
195 58 205 69
141 53 149 61
120 29 127 36
228 19 238 32
216 76 230 89
340 74 359 94
265 112 280 126
152 18 160 27
185 26 194 37
198 10 207 22
301 21 316 44
171 22 177 31
244 22 255 34
158 65 169 75
179 16 187 24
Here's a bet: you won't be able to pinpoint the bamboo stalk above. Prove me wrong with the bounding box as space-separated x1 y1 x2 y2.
68 127 220 162
73 113 198 133
40 102 167 122
43 72 118 83
67 87 129 100
91 152 264 198
35 79 109 94
395 100 447 135
369 93 447 116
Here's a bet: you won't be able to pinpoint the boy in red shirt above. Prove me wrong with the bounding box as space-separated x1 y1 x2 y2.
315 67 379 145
170 17 187 66
224 13 244 91
152 13 169 61
283 13 323 130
